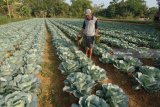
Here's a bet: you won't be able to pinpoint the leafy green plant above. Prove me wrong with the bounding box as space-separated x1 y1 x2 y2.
82 64 107 81
58 60 81 75
71 95 110 107
0 91 37 107
63 72 95 98
96 83 128 107
134 66 160 92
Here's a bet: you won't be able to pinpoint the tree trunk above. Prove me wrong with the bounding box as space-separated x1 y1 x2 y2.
6 0 11 18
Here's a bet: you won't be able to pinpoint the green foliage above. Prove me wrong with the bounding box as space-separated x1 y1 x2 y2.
19 5 31 17
82 64 107 81
146 7 158 19
134 66 160 92
70 0 92 17
0 15 29 25
72 95 110 107
59 60 81 75
0 15 8 24
23 0 70 17
0 0 158 18
96 0 157 19
96 83 128 107
63 72 95 98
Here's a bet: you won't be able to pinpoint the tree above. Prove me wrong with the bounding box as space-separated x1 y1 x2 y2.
0 1 6 15
23 0 70 17
97 0 149 19
154 0 160 21
0 0 25 18
71 0 92 17
19 5 31 17
146 7 158 19
125 0 147 16
157 0 160 10
3 0 12 18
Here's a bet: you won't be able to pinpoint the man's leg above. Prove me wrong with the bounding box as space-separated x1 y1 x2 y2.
86 47 89 57
85 35 90 57
89 36 94 59
89 48 92 59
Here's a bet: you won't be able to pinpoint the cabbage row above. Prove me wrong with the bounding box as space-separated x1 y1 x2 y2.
54 19 160 58
0 19 40 62
71 83 128 107
49 19 160 92
0 18 45 107
46 20 128 107
48 19 143 74
56 19 160 49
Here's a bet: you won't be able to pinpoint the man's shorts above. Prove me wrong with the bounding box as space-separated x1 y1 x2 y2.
84 35 94 49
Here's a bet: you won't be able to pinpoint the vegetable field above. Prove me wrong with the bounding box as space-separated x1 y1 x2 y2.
0 18 160 107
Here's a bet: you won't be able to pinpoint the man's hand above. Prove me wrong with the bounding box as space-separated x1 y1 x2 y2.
95 34 100 44
95 34 100 37
95 28 99 36
79 28 85 37
109 50 114 55
76 33 82 40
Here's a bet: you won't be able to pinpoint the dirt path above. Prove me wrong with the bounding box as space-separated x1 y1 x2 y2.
37 26 78 107
91 55 160 107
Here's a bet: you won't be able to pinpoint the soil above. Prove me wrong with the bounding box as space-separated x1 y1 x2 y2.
37 26 78 107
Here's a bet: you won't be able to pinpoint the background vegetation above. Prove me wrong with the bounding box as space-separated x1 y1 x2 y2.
0 0 159 21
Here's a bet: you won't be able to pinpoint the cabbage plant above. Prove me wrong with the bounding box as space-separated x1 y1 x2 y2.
63 72 95 98
96 83 128 107
133 66 160 92
59 60 81 75
71 95 110 107
82 65 107 81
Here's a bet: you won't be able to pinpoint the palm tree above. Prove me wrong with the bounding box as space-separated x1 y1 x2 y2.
157 0 160 10
154 0 160 21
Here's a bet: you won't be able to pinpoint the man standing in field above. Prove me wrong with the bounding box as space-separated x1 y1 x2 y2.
78 9 99 59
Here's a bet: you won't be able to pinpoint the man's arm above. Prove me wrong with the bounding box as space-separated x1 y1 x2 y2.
78 21 85 36
79 28 84 36
95 20 99 36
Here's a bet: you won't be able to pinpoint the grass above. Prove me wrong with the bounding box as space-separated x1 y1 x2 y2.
0 15 30 25
99 17 153 24
40 63 53 77
98 17 160 30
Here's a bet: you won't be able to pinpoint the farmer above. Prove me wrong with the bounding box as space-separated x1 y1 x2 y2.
78 9 99 59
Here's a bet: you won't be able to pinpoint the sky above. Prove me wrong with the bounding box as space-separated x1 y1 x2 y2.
65 0 158 8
